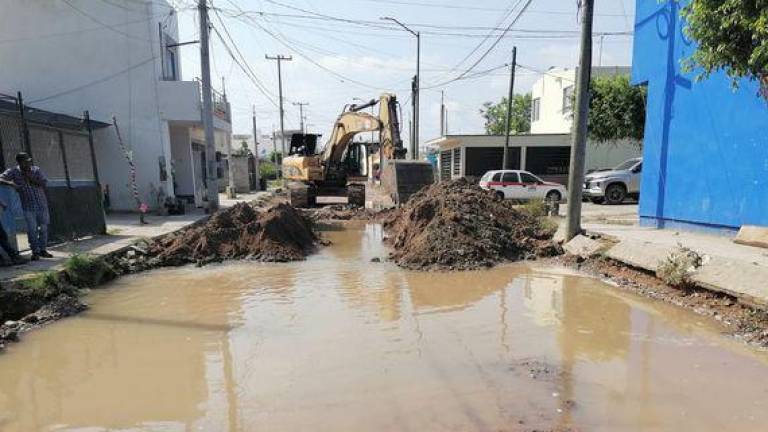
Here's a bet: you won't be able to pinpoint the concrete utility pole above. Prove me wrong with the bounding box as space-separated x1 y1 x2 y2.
502 46 517 170
381 16 420 159
252 106 261 191
198 0 219 211
292 101 309 133
565 0 595 241
440 90 445 136
265 54 292 178
221 78 236 199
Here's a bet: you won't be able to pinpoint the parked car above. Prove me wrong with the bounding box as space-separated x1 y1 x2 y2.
479 170 567 202
583 157 642 204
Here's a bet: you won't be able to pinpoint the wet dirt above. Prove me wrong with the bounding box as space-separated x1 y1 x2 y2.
383 178 560 270
1 224 768 431
111 202 317 271
300 204 382 222
553 254 768 347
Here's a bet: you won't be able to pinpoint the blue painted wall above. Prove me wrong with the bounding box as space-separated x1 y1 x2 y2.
632 0 768 230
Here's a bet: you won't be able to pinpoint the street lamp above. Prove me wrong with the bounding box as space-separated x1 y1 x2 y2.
381 16 420 160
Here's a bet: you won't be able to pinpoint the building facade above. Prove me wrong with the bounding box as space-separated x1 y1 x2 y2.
428 134 640 185
531 66 632 134
632 0 768 231
0 0 232 211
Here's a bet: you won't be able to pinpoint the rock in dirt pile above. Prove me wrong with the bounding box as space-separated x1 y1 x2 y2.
112 202 317 271
383 178 561 270
300 204 379 222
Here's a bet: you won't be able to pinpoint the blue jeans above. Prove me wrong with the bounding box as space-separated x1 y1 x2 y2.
24 210 49 254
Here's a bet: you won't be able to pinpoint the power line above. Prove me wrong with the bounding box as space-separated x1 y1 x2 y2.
209 8 281 108
453 0 535 81
61 0 160 42
29 56 157 103
442 0 523 79
222 1 401 91
211 7 633 38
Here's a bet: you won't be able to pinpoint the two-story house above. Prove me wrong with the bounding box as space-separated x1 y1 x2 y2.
0 0 232 211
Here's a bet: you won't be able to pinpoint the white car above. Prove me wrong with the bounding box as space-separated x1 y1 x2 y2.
479 170 566 202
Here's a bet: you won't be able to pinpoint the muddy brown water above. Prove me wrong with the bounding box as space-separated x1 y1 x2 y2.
1 224 768 431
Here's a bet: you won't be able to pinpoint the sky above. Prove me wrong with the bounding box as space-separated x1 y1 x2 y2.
172 0 636 148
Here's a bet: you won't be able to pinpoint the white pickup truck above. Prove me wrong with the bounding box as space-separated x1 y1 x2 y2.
582 158 642 204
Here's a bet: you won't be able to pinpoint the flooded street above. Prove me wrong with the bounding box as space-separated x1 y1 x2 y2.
1 223 768 431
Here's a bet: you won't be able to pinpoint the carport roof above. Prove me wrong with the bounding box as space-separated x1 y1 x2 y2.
0 97 111 131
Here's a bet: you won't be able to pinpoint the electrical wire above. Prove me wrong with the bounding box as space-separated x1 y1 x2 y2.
29 56 157 103
450 0 535 82
209 8 281 108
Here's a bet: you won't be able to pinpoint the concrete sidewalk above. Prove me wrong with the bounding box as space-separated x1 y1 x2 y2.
561 203 768 307
0 191 270 282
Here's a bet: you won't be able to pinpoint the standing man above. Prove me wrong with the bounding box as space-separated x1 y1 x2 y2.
0 153 51 260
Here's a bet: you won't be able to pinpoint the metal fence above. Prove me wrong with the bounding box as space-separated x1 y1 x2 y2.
0 92 107 245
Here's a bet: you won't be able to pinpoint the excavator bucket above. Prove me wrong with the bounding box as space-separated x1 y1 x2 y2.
380 160 435 204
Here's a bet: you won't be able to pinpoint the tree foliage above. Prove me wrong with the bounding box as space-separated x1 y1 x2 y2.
480 93 532 135
586 75 647 143
681 0 768 96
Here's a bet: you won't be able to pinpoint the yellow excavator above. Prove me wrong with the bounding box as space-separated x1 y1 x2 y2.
282 93 433 207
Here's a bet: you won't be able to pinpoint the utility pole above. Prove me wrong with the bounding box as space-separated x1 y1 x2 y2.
221 77 236 200
292 101 309 133
410 76 417 158
381 16 419 159
415 31 420 159
265 54 292 178
440 90 445 136
198 0 219 211
565 0 595 241
503 46 517 170
252 106 261 191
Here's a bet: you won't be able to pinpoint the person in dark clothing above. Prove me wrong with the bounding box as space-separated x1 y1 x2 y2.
0 153 52 260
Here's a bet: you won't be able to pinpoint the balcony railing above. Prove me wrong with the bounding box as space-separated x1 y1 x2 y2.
194 78 230 123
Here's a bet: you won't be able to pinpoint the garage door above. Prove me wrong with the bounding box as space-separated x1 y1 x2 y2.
465 147 520 177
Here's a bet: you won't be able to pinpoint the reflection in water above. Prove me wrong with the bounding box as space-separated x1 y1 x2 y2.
0 224 767 431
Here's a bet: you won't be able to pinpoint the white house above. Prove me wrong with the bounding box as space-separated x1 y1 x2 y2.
0 0 232 210
530 66 631 134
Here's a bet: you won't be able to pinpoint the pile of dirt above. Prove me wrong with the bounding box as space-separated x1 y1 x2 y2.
112 202 317 271
383 178 560 270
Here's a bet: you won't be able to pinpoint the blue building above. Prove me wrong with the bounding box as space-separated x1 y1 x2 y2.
632 0 768 232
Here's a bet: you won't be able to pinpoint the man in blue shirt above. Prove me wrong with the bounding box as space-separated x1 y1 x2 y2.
0 153 52 260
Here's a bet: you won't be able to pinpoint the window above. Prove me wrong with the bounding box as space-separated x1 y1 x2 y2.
162 32 178 80
492 172 502 182
502 172 519 183
562 85 574 113
614 158 641 170
520 172 539 184
532 98 541 122
633 162 642 173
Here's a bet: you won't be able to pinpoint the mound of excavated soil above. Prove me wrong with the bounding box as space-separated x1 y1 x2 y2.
114 202 317 270
383 178 560 270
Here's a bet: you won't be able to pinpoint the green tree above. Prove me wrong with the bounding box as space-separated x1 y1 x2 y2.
681 0 768 97
586 75 647 143
480 93 532 135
